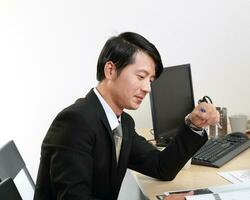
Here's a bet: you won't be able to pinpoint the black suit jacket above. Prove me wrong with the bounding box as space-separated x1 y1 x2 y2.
34 89 207 200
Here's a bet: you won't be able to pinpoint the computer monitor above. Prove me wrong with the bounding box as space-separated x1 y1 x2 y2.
150 64 195 145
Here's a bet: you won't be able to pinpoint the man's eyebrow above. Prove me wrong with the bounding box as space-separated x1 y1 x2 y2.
136 69 148 73
136 69 154 75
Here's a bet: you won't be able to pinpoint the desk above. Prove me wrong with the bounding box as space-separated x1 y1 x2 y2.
132 128 250 200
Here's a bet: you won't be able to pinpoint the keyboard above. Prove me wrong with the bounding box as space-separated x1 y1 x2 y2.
192 132 250 168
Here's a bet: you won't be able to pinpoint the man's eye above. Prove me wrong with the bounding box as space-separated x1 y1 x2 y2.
137 75 144 79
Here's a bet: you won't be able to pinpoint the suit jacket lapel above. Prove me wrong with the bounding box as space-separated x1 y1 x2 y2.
85 89 118 167
85 89 130 174
85 89 114 137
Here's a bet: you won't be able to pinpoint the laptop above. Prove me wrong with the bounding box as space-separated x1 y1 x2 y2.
0 177 22 200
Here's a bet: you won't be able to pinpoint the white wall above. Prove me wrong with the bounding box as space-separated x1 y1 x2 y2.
1 0 250 182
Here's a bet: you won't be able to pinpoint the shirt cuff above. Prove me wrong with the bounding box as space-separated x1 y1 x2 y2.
189 127 205 136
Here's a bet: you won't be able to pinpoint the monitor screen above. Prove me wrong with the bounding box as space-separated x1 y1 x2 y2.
150 64 195 144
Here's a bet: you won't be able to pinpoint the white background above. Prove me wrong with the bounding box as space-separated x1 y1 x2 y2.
1 0 250 183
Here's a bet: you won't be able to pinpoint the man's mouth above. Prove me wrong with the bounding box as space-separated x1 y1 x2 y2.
135 95 144 102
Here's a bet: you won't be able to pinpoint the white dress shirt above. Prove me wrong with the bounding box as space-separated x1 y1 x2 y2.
93 88 120 130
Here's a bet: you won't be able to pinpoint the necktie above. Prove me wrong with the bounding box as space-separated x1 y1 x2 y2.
113 123 123 162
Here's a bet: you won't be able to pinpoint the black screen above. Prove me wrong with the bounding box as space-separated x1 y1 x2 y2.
150 64 194 144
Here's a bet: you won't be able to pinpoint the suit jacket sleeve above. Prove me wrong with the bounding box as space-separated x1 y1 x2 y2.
128 119 208 181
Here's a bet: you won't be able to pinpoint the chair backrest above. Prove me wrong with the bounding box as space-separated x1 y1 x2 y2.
0 140 35 190
0 177 22 200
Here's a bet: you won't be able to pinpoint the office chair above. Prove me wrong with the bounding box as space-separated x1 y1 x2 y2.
0 177 22 200
0 140 35 190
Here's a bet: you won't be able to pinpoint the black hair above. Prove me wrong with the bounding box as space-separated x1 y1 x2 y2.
96 32 163 81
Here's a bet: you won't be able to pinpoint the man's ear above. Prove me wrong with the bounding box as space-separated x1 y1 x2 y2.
104 61 117 80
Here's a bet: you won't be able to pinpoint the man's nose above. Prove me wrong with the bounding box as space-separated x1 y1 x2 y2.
141 80 151 93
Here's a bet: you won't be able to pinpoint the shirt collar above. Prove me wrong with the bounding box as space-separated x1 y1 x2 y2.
93 88 120 130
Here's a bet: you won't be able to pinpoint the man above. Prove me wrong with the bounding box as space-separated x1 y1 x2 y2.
34 32 219 200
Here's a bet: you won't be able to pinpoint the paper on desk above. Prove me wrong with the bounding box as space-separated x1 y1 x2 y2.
185 194 213 200
185 182 250 200
218 169 250 183
219 190 250 200
185 189 250 200
209 182 250 193
160 182 250 200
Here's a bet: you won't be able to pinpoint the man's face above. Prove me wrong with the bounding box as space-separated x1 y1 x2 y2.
110 51 156 111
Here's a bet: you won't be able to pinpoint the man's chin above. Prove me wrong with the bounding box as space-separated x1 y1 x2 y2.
126 103 141 110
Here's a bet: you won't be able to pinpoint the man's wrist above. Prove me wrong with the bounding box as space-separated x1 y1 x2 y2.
185 114 204 132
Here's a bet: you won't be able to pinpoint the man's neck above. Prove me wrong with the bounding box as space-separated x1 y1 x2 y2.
96 83 123 116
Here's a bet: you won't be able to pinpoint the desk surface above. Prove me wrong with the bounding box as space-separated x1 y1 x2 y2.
134 128 250 200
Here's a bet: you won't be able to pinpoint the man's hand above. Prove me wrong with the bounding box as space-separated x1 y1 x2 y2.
164 191 194 200
189 102 220 128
